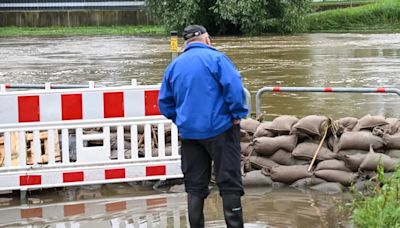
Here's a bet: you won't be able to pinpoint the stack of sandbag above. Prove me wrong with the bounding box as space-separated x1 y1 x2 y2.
240 114 400 192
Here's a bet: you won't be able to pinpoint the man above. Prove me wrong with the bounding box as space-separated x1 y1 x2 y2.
158 24 248 228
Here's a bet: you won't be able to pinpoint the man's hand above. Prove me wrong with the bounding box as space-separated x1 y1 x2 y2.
232 119 240 125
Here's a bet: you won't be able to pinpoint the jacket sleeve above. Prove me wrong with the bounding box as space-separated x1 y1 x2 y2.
158 69 177 122
216 55 249 120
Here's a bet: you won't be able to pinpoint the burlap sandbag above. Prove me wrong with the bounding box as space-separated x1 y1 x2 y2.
315 159 352 172
291 115 329 137
265 115 298 135
254 122 275 138
353 114 388 131
310 182 345 194
248 156 279 170
359 147 398 172
335 117 358 134
336 131 385 151
314 170 358 186
253 135 297 156
383 133 400 149
270 149 296 166
242 170 273 187
240 142 255 156
240 130 252 143
387 149 400 159
292 142 336 161
290 177 327 188
385 118 400 135
240 118 261 134
270 165 313 184
354 180 376 192
342 153 367 172
336 149 369 159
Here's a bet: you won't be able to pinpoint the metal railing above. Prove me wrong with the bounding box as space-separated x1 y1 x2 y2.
255 86 400 117
0 0 145 10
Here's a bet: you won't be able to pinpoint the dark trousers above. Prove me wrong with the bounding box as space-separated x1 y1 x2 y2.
181 125 244 199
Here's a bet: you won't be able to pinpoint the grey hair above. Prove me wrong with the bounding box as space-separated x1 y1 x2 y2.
184 33 209 46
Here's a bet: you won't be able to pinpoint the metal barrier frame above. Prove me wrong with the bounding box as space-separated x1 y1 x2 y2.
256 86 400 116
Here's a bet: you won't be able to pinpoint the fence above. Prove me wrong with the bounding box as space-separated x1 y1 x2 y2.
0 0 145 11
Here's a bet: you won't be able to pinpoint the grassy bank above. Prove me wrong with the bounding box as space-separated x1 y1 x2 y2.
0 25 166 37
350 166 400 227
307 0 400 32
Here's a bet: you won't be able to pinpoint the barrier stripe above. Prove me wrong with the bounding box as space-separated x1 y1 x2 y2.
18 96 40 122
144 90 160 116
104 92 124 118
272 87 281 92
20 175 41 186
62 94 83 120
377 88 386 93
83 92 103 119
146 165 166 176
64 203 85 217
105 168 126 179
63 172 84 183
105 201 127 212
146 198 167 207
324 87 333 92
20 208 43 219
41 93 61 121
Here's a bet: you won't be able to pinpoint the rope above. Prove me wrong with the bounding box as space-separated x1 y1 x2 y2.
307 120 330 172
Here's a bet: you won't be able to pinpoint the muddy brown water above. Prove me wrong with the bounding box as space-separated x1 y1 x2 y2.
0 33 400 227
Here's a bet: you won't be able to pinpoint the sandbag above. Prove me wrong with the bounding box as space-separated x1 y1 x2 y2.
253 135 297 156
354 180 376 192
292 142 336 161
254 122 275 138
336 149 369 159
342 153 367 172
315 160 352 172
336 131 385 151
383 133 400 149
387 149 400 159
270 149 296 166
310 182 345 194
314 170 358 186
292 115 329 137
240 118 261 134
353 114 388 131
248 156 279 170
385 118 400 135
240 130 252 143
270 165 313 184
242 170 273 187
290 177 327 189
266 115 298 135
335 117 358 134
359 147 398 172
240 142 255 156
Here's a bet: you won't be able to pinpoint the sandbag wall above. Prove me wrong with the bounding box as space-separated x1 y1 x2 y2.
241 114 400 192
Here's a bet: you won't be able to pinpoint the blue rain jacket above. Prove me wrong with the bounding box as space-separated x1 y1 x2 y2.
158 42 248 139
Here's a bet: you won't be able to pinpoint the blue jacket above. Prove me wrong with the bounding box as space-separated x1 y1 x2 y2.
158 42 248 139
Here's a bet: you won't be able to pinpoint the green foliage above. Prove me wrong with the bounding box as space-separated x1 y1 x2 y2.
145 0 311 34
307 0 400 32
350 165 400 228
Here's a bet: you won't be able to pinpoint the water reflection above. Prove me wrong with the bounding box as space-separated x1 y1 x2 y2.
0 184 349 228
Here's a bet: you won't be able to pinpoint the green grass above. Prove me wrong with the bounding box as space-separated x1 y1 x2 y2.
0 25 167 37
350 166 400 227
307 0 400 32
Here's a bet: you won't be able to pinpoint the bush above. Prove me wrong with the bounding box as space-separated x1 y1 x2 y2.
145 0 311 34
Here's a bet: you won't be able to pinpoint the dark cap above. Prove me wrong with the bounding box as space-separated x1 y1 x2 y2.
182 25 208 41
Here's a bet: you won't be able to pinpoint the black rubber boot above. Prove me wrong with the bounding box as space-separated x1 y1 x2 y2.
187 194 205 228
222 194 244 228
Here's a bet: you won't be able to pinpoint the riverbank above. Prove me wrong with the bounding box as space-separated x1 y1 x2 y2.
0 25 166 37
307 0 400 32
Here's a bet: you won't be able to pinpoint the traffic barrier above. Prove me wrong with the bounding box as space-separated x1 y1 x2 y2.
256 86 400 116
0 192 188 227
0 82 182 192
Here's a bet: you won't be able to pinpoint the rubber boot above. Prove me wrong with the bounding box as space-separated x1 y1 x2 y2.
222 194 244 228
187 194 205 228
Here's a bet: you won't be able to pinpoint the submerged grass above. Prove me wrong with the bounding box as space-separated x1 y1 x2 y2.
350 166 400 227
0 25 166 37
307 0 400 32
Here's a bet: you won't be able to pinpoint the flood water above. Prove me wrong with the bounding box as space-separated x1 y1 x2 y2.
1 33 400 227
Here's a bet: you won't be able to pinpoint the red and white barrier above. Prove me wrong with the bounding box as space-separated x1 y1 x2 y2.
0 83 182 192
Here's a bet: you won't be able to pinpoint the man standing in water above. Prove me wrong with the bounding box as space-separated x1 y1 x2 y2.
158 25 248 228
